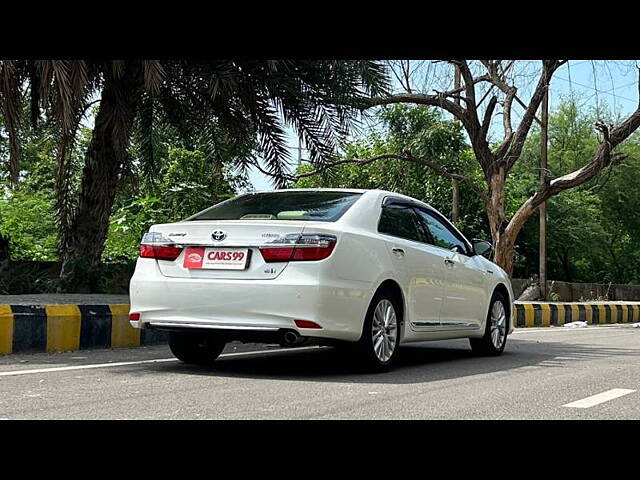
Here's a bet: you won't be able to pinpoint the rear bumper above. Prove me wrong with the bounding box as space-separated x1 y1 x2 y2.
129 258 372 342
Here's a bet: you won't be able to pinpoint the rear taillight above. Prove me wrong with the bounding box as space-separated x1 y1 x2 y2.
139 232 183 261
259 234 337 263
139 244 183 261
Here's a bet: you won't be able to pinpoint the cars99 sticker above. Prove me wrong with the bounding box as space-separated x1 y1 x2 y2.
183 247 249 270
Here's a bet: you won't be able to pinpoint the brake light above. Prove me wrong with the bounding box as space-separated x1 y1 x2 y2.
139 232 183 261
259 234 336 263
129 313 140 321
139 244 183 261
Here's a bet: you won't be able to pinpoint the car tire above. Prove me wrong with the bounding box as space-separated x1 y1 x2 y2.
168 332 226 365
469 291 509 356
353 289 402 372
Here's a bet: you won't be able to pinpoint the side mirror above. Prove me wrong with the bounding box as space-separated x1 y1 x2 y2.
450 245 466 255
472 239 493 258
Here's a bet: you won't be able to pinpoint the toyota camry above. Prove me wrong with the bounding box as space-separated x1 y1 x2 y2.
129 189 514 370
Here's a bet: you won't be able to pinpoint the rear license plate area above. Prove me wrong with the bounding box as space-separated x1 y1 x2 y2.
183 247 250 270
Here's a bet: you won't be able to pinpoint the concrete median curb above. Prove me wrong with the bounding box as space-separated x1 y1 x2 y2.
0 304 167 355
2 300 640 355
514 301 640 328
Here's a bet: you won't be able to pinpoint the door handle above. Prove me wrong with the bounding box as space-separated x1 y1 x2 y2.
444 258 455 266
392 247 405 258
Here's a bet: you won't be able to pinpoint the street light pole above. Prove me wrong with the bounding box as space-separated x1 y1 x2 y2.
452 65 461 223
539 85 549 299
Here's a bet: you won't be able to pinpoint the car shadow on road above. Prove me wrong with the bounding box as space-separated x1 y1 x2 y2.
115 336 640 385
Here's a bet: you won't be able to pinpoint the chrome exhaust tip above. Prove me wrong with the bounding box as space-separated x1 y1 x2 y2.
282 330 306 345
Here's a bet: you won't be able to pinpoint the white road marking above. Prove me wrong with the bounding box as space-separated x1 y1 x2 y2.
563 388 636 408
0 345 324 378
0 358 178 377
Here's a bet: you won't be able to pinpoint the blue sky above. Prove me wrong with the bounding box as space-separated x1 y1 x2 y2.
247 60 640 191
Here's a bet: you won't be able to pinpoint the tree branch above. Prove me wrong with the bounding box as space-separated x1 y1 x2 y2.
480 96 498 140
365 93 471 131
288 153 489 203
546 119 638 196
504 108 640 241
503 60 565 171
450 60 477 106
404 152 489 202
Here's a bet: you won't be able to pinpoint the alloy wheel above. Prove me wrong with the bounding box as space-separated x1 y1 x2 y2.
490 300 507 349
372 299 398 362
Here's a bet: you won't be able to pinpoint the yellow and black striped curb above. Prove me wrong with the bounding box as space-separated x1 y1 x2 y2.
514 302 640 328
0 304 167 355
2 301 640 355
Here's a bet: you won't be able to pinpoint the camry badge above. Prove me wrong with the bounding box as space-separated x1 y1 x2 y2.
211 230 226 241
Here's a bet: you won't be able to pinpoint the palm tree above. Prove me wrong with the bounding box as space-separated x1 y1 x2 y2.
0 60 389 291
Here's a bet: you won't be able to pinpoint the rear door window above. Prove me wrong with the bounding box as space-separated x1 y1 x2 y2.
378 204 427 243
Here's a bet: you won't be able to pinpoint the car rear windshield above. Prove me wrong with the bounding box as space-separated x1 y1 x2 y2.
188 191 363 222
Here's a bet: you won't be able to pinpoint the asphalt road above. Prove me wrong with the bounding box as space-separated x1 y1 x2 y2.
1 325 640 419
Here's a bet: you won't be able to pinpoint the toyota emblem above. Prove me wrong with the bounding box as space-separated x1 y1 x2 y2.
211 230 226 241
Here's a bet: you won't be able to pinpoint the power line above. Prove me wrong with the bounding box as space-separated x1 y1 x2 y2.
553 75 639 104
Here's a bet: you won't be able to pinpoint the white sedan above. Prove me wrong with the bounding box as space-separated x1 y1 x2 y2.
129 188 514 370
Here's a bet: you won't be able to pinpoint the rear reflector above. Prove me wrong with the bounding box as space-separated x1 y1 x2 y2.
259 247 296 262
294 320 322 329
292 246 334 261
139 244 183 261
129 313 140 321
259 234 336 263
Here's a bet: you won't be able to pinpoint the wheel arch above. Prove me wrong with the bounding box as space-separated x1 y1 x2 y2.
370 279 406 339
491 282 512 329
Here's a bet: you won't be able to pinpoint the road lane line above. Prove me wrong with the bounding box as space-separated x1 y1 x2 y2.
0 358 179 377
0 345 324 377
563 388 636 408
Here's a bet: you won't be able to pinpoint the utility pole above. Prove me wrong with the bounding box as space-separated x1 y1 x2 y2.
293 136 304 168
539 85 549 299
452 65 461 223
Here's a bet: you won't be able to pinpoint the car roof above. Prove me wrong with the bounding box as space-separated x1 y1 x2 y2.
257 188 369 194
236 188 469 246
253 188 437 211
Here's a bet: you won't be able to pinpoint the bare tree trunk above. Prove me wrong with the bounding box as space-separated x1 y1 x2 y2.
560 247 573 282
485 167 520 274
58 67 143 292
493 196 540 276
493 232 517 276
358 60 640 280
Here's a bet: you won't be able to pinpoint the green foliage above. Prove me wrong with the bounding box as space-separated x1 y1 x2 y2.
296 98 640 285
511 98 640 283
1 119 250 270
103 146 244 261
4 81 640 292
0 188 57 261
547 281 561 301
295 104 491 241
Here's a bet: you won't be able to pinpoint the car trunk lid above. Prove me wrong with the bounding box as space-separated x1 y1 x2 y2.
151 220 322 280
